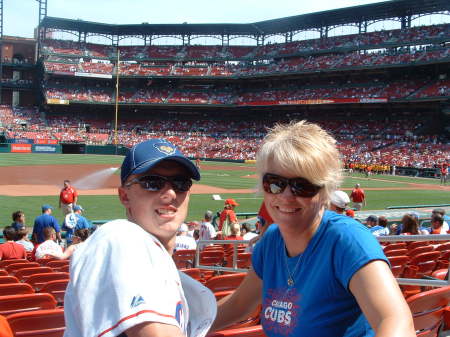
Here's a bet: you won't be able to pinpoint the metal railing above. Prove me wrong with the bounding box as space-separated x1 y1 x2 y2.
193 235 450 288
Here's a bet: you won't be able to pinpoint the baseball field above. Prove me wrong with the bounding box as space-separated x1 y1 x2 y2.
0 152 449 228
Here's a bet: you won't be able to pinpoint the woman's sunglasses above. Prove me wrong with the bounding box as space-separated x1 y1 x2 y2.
125 174 192 193
262 173 322 198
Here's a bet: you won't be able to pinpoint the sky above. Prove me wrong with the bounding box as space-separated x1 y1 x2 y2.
5 0 388 38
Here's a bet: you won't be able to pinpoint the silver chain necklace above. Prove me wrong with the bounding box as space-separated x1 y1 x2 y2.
283 245 302 287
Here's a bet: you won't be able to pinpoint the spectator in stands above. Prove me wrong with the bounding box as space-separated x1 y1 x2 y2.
174 223 197 251
64 139 215 337
219 198 239 237
350 183 366 210
428 214 446 234
369 215 390 236
328 190 350 214
242 223 258 241
199 210 217 250
15 228 34 252
10 210 26 232
432 208 450 232
33 227 63 260
32 204 61 244
47 228 90 259
59 179 78 216
399 214 420 235
0 226 27 260
62 205 92 246
212 120 414 336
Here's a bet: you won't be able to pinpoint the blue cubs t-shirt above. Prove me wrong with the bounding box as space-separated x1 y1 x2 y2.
252 210 388 337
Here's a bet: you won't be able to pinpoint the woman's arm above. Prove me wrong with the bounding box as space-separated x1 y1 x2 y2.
210 269 262 332
46 244 76 260
349 260 415 337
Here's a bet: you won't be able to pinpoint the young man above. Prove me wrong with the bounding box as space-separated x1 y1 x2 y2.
34 227 63 260
59 179 78 216
199 210 217 250
64 139 216 337
174 223 197 251
328 190 350 214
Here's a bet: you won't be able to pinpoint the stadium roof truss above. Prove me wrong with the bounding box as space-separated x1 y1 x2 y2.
39 0 450 46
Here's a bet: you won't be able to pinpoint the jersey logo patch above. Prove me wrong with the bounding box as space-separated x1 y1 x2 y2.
130 295 145 308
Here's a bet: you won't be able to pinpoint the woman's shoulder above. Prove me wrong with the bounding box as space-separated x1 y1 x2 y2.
322 211 371 239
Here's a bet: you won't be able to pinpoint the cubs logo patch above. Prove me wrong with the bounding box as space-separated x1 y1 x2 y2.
154 143 176 155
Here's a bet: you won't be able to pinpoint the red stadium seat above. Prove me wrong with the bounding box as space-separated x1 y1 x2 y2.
408 245 435 258
180 268 204 283
205 273 246 293
207 325 266 337
387 255 410 278
0 293 57 316
7 308 65 337
384 249 408 258
35 258 58 266
0 283 34 296
14 267 54 282
407 241 430 252
5 262 39 275
173 249 196 269
38 280 69 306
25 273 70 292
46 260 70 269
0 260 28 269
384 242 407 252
0 270 8 276
407 285 450 337
410 251 442 277
435 243 450 252
0 276 20 285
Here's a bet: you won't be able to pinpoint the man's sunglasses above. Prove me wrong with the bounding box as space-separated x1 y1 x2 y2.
262 173 322 198
125 174 192 193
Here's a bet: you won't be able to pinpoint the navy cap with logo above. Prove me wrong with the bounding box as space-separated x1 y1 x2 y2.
120 139 201 184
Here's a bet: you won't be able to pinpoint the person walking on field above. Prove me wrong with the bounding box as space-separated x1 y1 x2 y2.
350 183 366 211
59 179 78 216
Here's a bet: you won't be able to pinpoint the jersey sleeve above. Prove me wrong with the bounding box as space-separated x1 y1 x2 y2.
65 224 185 337
332 221 388 289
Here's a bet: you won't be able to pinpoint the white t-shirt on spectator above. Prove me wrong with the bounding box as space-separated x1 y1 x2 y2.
243 232 258 241
199 222 216 249
35 240 63 259
175 235 197 251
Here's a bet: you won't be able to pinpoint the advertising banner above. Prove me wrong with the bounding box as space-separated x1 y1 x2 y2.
10 139 33 144
11 144 32 153
32 145 59 153
238 98 388 106
47 98 69 105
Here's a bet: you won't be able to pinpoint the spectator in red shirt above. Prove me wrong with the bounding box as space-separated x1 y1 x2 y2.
219 198 239 237
59 179 78 216
350 183 366 211
0 226 27 260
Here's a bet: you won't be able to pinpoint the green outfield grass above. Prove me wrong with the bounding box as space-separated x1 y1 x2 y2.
0 153 448 227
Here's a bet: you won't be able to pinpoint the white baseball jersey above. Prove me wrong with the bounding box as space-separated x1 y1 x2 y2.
64 219 193 337
175 235 197 251
35 240 63 259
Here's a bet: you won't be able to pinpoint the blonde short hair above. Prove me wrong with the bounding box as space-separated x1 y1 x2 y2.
256 120 342 203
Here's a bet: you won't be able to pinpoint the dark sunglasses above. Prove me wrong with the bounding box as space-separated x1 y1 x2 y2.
125 174 192 193
262 173 322 198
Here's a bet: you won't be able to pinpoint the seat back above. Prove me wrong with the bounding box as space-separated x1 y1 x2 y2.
205 273 247 292
0 283 34 296
15 267 54 282
173 249 196 269
46 260 70 269
38 279 69 305
7 308 65 337
0 259 28 268
35 258 59 266
5 262 40 274
0 269 8 276
25 273 70 292
207 325 265 337
0 276 20 284
407 285 450 337
384 242 407 252
408 246 435 258
435 243 450 252
408 241 430 251
0 293 57 315
385 249 408 257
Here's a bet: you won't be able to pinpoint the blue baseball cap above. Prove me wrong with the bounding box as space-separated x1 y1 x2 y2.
42 204 53 212
120 139 200 184
73 205 84 212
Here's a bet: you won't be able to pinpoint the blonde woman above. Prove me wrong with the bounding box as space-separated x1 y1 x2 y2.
212 121 414 337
